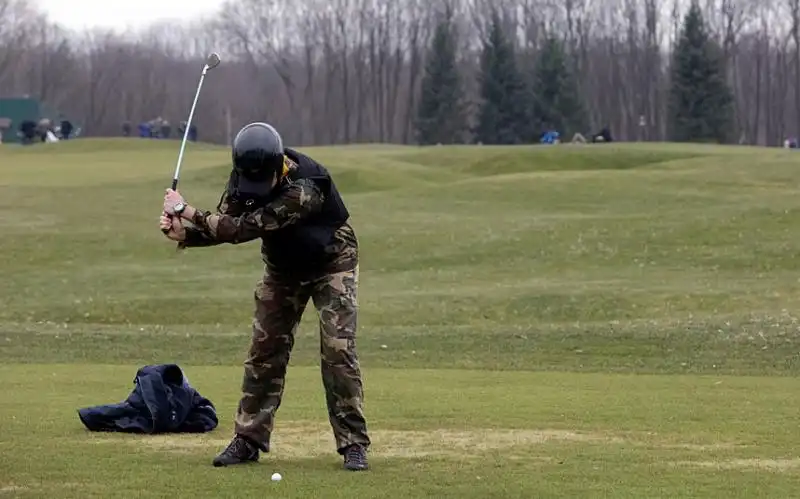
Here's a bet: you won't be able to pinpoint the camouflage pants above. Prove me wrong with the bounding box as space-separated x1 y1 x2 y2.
234 265 370 454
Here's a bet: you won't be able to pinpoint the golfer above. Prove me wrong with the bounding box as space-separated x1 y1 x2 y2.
159 122 370 471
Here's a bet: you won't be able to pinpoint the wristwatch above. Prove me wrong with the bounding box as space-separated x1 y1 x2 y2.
173 201 186 215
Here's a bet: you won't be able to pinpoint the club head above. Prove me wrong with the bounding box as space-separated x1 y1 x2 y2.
206 52 221 70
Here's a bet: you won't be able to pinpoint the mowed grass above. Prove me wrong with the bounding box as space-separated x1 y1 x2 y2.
1 138 800 497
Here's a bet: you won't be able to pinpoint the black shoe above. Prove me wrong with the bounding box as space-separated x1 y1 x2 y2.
343 444 368 471
212 435 260 467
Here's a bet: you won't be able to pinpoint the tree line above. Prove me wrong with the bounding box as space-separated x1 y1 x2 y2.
0 0 792 147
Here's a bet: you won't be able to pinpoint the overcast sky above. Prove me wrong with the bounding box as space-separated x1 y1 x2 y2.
36 0 225 31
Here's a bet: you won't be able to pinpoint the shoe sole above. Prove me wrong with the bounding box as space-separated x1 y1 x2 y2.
213 457 259 467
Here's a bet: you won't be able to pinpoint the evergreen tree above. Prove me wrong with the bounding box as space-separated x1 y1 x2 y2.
474 12 530 144
530 35 588 138
668 1 734 143
414 9 467 145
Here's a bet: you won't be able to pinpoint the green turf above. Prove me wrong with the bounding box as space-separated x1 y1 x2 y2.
1 138 800 497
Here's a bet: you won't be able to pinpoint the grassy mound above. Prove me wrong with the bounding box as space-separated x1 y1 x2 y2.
1 139 800 497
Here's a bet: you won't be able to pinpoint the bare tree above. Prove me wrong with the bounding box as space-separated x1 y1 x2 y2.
0 0 38 92
0 0 794 146
217 0 302 139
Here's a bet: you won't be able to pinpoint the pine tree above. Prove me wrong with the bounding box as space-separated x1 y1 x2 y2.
474 12 530 144
414 9 467 145
530 35 588 138
668 1 734 143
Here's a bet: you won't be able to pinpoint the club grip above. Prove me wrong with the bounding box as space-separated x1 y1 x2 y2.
162 179 178 233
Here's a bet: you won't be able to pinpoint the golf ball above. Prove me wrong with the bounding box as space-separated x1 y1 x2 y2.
271 472 282 482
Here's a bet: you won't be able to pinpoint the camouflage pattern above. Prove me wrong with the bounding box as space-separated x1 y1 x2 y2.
181 177 322 246
313 222 359 275
234 265 370 454
178 178 242 249
179 226 224 248
179 174 358 275
176 158 368 454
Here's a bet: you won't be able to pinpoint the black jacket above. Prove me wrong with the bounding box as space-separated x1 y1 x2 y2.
77 364 218 433
260 148 350 270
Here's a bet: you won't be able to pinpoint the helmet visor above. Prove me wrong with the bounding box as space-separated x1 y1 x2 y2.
235 174 274 198
233 154 279 197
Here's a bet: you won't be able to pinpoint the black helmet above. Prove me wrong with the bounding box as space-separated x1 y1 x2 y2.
231 122 284 196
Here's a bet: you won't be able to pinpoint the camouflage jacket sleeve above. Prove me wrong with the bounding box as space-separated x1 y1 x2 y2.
177 189 239 249
185 178 325 244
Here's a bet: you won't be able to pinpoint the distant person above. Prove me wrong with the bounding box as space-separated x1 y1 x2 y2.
19 120 36 145
60 118 73 139
592 126 613 143
36 118 51 142
177 121 197 141
122 121 131 137
540 129 560 144
159 122 371 471
160 120 171 139
147 118 161 138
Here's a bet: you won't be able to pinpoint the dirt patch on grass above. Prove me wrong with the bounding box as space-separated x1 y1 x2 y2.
88 425 744 460
0 482 83 495
0 213 57 230
88 425 620 459
0 485 28 493
661 442 742 451
673 458 800 472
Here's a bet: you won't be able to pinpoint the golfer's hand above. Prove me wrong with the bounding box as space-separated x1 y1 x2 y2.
160 214 186 241
163 189 185 215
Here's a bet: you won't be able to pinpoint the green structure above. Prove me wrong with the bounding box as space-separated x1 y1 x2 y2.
0 97 70 143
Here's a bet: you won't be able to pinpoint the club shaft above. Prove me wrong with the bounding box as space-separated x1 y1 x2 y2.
172 66 209 188
163 64 210 233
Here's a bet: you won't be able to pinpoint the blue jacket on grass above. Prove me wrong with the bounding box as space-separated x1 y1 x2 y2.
77 364 218 433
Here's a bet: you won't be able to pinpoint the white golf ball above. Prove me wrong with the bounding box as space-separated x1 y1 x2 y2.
271 472 282 482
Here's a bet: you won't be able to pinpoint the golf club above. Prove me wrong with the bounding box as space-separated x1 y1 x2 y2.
163 52 221 233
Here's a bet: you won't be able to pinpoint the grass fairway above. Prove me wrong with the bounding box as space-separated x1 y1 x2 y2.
1 138 800 498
